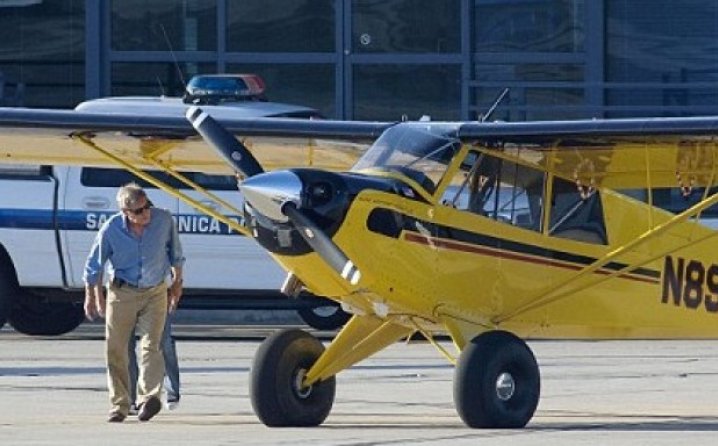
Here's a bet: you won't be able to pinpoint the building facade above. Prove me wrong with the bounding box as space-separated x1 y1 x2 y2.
1 0 717 121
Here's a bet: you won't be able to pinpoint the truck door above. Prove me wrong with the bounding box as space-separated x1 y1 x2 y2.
0 165 65 286
175 172 285 290
60 167 180 287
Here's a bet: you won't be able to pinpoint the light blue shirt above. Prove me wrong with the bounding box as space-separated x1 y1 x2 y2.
83 207 185 287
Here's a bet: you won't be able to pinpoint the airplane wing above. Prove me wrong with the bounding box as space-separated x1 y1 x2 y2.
1 107 718 190
0 107 389 173
458 117 718 190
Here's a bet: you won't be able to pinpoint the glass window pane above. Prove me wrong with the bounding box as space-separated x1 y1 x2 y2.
607 1 718 82
606 0 718 116
81 168 185 189
475 63 583 82
0 0 85 108
475 0 585 52
353 65 461 121
352 0 460 53
111 0 216 51
442 152 544 231
227 0 334 52
473 63 585 120
111 63 216 97
226 64 335 118
550 177 606 244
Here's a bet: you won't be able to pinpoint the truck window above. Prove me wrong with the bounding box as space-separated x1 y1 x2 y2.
81 167 183 189
81 168 237 192
191 172 238 191
0 164 51 179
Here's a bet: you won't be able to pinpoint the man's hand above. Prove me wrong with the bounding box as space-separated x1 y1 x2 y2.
84 286 97 321
84 284 107 321
95 285 106 318
168 279 183 313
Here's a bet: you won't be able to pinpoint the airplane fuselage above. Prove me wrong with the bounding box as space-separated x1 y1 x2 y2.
240 122 718 342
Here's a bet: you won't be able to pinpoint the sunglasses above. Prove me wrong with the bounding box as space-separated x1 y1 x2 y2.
125 201 153 216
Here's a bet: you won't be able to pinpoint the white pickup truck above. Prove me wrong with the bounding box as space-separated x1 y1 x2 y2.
0 164 349 335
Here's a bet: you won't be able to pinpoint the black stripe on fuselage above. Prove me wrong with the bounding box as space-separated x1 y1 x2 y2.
366 208 660 282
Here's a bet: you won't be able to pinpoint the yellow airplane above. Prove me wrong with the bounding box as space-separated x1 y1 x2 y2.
1 104 718 428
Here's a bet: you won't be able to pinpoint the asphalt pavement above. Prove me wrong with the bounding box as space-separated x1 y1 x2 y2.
2 324 718 445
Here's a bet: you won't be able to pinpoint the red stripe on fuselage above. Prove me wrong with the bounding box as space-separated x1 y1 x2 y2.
403 232 659 285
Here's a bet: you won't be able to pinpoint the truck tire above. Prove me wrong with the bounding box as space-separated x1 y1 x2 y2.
0 262 19 330
297 295 350 331
9 297 84 336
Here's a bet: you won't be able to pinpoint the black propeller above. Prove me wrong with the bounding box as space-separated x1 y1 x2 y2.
281 202 361 285
187 107 361 286
186 106 264 179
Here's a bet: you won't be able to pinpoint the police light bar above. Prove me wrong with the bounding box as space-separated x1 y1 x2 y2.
183 74 267 104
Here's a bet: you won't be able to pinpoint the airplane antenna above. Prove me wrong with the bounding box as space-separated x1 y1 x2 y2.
159 24 187 92
479 87 509 122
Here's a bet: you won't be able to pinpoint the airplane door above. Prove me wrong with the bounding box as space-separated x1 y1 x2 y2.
434 150 502 313
175 172 285 290
60 167 180 288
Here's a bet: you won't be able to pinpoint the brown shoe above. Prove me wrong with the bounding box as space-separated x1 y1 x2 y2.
138 396 161 422
107 411 126 423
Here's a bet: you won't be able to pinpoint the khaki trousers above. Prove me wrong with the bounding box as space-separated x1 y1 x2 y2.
105 282 167 416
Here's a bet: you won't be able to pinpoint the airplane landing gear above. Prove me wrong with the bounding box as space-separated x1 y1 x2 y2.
454 330 540 428
250 328 335 426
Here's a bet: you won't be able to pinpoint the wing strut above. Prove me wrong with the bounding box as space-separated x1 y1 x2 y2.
146 157 244 216
74 134 251 237
302 315 413 386
494 189 718 323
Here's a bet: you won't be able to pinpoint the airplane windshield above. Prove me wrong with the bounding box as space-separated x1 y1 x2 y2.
352 123 460 194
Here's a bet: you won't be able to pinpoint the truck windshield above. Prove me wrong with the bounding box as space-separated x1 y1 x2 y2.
352 123 460 194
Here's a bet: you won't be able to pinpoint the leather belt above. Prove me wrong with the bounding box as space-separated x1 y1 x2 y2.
112 277 157 289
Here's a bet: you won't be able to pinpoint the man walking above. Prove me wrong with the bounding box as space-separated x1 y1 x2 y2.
84 183 184 423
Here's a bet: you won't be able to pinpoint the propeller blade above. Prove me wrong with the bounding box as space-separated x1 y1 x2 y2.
282 202 361 285
186 106 264 179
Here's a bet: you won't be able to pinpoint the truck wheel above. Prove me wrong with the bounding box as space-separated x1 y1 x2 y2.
250 328 335 426
454 330 540 428
9 297 84 336
297 295 350 330
0 262 19 330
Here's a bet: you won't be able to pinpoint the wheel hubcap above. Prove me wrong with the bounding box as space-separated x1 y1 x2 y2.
495 372 516 401
293 369 312 399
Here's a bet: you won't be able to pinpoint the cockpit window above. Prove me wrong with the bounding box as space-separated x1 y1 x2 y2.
441 150 544 231
440 149 607 244
352 123 461 194
549 178 607 244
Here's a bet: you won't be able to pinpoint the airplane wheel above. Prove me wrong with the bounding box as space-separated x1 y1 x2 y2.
454 330 540 428
250 328 335 427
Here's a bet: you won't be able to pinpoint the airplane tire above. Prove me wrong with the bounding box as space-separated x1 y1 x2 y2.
250 328 335 427
454 330 540 428
9 298 84 336
297 295 350 330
